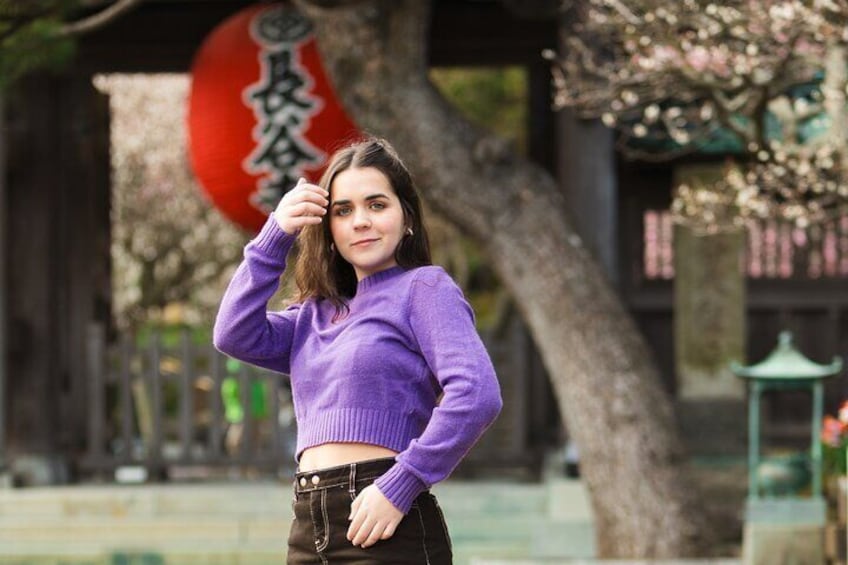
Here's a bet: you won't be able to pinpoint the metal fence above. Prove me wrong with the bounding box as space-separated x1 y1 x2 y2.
82 323 297 480
80 310 554 482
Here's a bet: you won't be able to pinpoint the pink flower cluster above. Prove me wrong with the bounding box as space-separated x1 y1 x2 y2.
822 401 848 447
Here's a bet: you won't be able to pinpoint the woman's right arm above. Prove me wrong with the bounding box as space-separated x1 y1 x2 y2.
213 179 329 374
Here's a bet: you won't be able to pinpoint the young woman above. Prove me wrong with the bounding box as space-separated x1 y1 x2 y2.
213 137 503 564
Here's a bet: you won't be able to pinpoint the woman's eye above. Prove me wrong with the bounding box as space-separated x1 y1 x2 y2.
370 202 386 210
334 207 351 216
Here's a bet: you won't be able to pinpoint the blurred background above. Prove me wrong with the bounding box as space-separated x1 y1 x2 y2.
2 1 848 564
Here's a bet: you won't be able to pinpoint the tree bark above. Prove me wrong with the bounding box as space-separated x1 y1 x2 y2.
295 0 711 557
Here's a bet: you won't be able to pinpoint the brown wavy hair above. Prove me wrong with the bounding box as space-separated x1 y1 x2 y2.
293 137 431 314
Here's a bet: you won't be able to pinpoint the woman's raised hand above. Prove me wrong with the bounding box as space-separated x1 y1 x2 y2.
272 177 329 234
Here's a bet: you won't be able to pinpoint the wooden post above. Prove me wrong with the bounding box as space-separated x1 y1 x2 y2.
0 90 7 480
556 108 619 286
119 335 134 462
149 331 163 478
4 74 111 482
239 363 252 460
269 373 281 458
180 330 193 461
209 346 223 458
85 323 105 463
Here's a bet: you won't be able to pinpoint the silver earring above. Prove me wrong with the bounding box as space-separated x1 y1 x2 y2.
330 243 335 253
406 227 413 236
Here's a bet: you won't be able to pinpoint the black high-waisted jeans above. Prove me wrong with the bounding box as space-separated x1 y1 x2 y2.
286 457 453 564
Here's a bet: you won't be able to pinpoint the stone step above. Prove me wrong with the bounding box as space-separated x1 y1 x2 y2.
472 561 741 565
0 541 285 556
0 514 589 542
0 479 571 517
0 545 286 565
0 517 290 544
433 480 583 517
0 483 292 518
0 519 594 564
0 478 595 565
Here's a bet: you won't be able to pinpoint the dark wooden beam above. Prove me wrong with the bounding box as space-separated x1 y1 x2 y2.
76 1 256 73
74 0 556 73
428 1 556 67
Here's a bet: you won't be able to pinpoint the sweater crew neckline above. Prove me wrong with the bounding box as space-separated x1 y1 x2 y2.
356 265 406 293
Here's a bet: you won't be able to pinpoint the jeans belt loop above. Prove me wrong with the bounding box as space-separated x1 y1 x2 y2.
348 462 357 499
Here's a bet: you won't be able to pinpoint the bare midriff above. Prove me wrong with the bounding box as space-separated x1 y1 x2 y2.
298 442 399 472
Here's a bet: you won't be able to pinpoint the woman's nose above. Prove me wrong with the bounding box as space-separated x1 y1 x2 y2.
353 209 371 228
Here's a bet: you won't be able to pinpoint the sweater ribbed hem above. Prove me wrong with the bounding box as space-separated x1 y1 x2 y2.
296 407 418 460
253 215 296 261
374 463 428 514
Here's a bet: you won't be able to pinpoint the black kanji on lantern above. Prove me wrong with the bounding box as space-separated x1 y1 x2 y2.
244 5 325 212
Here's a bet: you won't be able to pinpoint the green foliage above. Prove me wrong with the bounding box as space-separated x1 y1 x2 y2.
823 442 847 478
134 323 212 349
427 66 528 327
0 0 77 90
430 66 527 154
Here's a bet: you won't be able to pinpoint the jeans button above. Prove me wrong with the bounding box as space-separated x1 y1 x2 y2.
299 477 307 487
311 475 320 485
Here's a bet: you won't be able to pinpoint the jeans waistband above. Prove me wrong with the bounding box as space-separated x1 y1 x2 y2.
294 457 395 494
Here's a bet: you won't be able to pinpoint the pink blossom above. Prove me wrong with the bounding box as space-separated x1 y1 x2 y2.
822 414 846 447
838 400 848 424
652 45 681 66
686 46 710 71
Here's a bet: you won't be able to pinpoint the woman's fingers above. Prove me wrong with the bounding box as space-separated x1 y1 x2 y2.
273 178 329 233
380 521 397 540
346 485 403 548
349 517 382 548
362 521 384 548
292 201 327 218
347 510 369 544
285 181 328 208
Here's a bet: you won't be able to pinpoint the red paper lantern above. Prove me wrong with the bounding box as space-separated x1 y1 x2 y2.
188 2 360 232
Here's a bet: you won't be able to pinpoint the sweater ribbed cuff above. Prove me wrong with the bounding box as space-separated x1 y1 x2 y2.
252 214 296 261
373 463 428 514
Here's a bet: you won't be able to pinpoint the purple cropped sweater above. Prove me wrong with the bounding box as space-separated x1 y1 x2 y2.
213 215 503 513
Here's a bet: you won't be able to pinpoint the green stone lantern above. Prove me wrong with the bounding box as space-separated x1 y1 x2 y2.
731 331 843 565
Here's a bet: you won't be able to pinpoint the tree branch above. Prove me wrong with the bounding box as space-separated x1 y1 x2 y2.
57 0 142 38
295 0 367 9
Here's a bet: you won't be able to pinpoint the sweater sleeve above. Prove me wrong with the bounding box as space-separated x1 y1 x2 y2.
212 214 300 375
374 267 503 513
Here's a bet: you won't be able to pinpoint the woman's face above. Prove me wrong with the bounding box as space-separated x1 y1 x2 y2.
329 166 406 281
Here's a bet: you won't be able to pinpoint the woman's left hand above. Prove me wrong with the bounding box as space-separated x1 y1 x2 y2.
347 484 404 548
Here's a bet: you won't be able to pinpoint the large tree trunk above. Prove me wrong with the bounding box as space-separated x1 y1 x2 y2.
296 0 711 557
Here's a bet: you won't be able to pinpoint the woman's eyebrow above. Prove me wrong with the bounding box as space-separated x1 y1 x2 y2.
330 193 389 207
